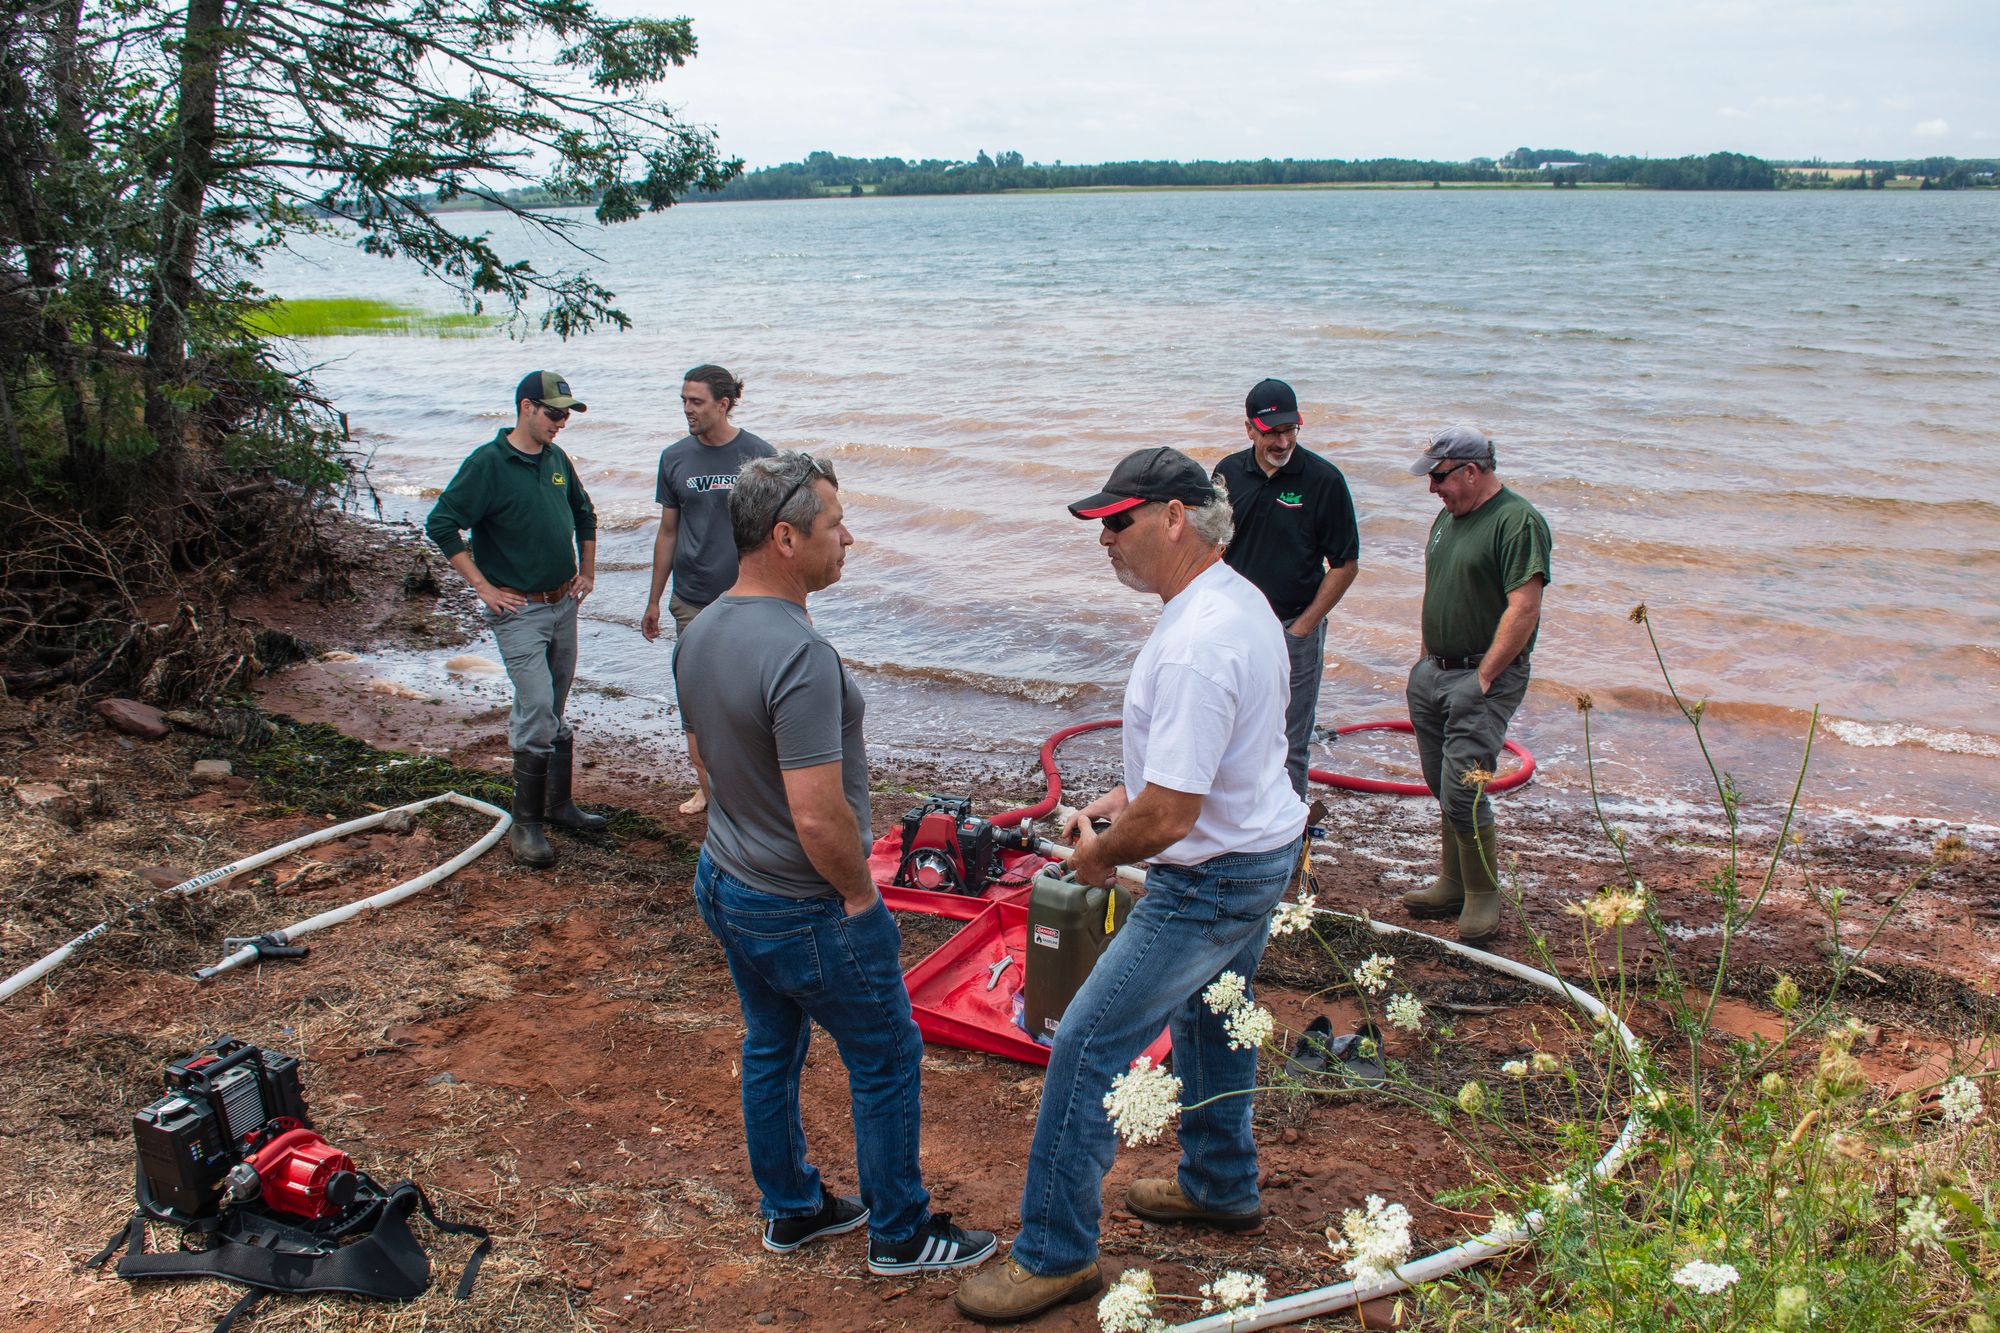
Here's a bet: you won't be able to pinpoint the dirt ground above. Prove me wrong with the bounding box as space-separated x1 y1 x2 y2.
1 519 1995 1332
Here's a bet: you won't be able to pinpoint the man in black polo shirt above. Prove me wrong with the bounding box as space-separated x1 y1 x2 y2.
426 370 609 867
1212 378 1360 798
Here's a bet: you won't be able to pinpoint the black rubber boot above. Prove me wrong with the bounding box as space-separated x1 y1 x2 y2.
546 734 608 833
507 751 557 867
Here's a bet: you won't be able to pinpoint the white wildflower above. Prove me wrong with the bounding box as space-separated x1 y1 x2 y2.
1223 1002 1275 1051
1097 1268 1167 1333
1545 1178 1578 1207
1642 1088 1674 1115
1565 883 1648 931
1103 1058 1182 1146
1899 1195 1946 1252
1385 992 1426 1033
1198 1271 1268 1316
1486 1210 1519 1237
1456 1080 1488 1115
1337 1195 1414 1285
1670 1260 1741 1295
1531 1051 1562 1075
1353 953 1396 995
1203 971 1248 1015
1502 1059 1529 1079
1940 1075 1983 1125
1269 894 1316 937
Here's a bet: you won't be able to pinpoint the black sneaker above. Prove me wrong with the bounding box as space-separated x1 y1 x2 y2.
762 1193 869 1254
867 1212 998 1276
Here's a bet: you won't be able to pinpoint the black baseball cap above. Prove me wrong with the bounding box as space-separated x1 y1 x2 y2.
514 370 587 412
1246 378 1300 432
1069 446 1219 520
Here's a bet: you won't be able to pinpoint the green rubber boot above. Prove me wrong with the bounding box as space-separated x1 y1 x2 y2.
1400 818 1464 918
1455 822 1503 944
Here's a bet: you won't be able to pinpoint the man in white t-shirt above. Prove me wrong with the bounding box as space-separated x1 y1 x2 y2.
956 447 1308 1324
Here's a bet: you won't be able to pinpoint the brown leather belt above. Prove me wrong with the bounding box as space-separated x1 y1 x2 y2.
499 584 569 605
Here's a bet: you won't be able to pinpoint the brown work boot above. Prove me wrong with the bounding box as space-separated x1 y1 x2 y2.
1124 1178 1264 1232
1455 823 1503 945
1400 817 1464 918
955 1256 1102 1324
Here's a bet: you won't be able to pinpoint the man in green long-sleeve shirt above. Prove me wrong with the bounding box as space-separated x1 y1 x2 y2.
426 370 607 866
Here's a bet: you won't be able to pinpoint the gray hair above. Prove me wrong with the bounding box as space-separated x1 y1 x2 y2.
732 451 839 554
1186 472 1233 548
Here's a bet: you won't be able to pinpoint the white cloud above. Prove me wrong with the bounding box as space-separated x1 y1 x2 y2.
1913 118 1951 137
1716 106 1748 119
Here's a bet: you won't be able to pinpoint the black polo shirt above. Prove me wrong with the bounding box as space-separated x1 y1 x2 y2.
1212 447 1360 621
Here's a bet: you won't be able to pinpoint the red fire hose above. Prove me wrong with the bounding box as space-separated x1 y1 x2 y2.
990 718 1534 828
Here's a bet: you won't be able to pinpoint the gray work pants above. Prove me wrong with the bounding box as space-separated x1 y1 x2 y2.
1282 616 1327 800
485 596 578 754
1405 656 1530 831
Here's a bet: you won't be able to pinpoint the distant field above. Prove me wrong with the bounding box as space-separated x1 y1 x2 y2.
247 298 498 338
1781 166 1867 179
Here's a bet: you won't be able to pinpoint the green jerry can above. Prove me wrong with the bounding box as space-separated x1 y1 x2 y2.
1024 863 1136 1043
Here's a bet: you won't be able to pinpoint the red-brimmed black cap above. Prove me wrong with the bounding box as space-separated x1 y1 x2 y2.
1246 377 1300 432
1068 447 1218 519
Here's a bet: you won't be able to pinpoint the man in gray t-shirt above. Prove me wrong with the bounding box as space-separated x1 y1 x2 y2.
673 451 996 1278
642 364 776 815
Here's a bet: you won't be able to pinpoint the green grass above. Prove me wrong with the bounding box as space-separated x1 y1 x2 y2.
246 298 499 339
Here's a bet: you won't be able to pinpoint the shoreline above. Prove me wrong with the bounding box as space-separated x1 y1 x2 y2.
1 510 1995 1331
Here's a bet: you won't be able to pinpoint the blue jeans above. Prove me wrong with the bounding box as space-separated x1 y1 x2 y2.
1011 837 1302 1276
692 852 932 1244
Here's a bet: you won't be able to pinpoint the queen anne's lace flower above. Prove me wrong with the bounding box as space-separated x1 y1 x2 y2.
1198 1271 1268 1316
1385 992 1425 1033
1545 1178 1578 1206
1269 893 1316 937
1531 1051 1561 1075
1456 1081 1488 1115
1337 1195 1413 1285
1203 971 1248 1015
1502 1059 1528 1079
1940 1075 1983 1125
1097 1269 1167 1332
1103 1058 1182 1146
1353 953 1395 995
1223 1002 1275 1051
1565 883 1647 930
1670 1260 1741 1295
1486 1210 1519 1237
1900 1195 1946 1252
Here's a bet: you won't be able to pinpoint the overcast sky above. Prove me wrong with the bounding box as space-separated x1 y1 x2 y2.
611 0 1996 167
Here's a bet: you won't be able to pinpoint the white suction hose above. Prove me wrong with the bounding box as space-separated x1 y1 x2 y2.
1 792 509 1002
1172 904 1649 1333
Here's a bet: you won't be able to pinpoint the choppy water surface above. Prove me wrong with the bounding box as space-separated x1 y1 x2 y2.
260 190 2000 826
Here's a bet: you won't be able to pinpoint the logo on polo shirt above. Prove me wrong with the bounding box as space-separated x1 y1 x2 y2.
551 472 566 486
1277 491 1303 508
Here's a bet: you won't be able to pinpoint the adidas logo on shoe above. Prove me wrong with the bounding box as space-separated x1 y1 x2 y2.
866 1213 998 1276
762 1193 868 1254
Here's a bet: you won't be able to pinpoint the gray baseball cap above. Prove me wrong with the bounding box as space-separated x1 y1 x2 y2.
1409 425 1494 476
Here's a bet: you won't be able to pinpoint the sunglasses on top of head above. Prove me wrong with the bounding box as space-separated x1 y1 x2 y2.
772 453 829 529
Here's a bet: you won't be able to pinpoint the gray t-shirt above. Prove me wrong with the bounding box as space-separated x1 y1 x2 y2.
672 595 870 899
655 429 776 607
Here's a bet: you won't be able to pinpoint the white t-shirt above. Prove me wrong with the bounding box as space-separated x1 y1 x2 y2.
1123 560 1308 865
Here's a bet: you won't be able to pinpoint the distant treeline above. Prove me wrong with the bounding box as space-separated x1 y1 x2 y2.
416 147 1998 214
701 148 1789 199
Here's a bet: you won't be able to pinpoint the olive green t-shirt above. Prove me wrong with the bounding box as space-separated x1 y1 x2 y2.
1420 487 1553 661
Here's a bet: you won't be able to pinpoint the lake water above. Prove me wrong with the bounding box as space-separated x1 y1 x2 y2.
259 188 2000 828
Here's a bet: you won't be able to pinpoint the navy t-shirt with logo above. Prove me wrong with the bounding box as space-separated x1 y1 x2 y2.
656 429 776 607
1212 447 1360 622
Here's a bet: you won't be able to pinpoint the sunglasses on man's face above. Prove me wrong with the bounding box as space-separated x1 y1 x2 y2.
1428 462 1472 484
1101 501 1155 533
537 402 570 424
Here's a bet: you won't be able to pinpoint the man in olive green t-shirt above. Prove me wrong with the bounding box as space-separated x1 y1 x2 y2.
1399 426 1552 943
425 370 608 867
